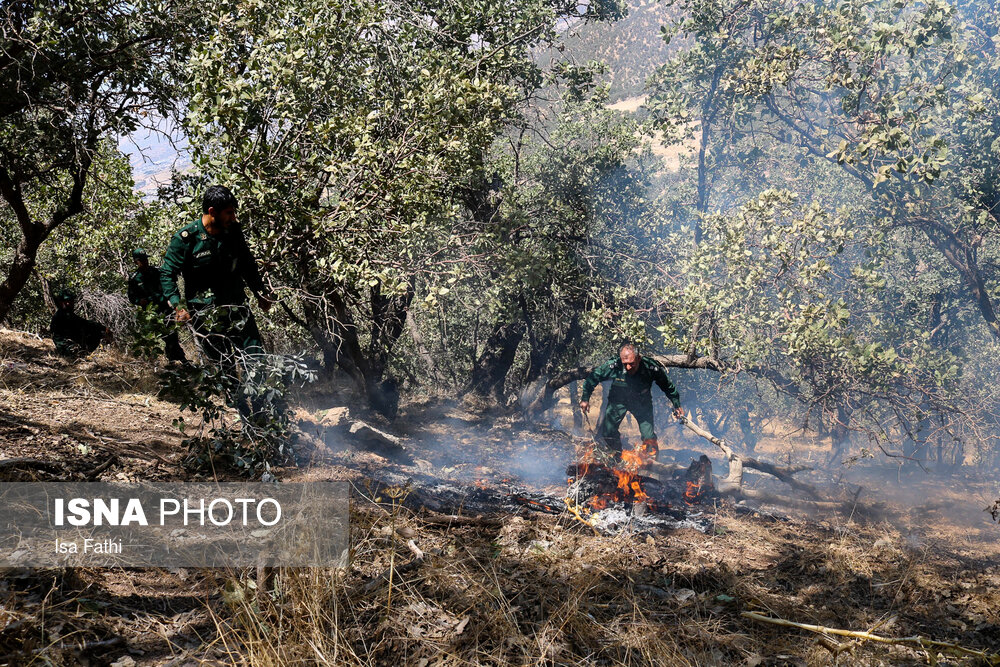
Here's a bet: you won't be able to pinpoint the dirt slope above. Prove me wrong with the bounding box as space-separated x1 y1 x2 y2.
1 329 998 666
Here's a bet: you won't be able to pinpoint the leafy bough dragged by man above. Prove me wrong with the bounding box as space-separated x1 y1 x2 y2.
152 185 315 472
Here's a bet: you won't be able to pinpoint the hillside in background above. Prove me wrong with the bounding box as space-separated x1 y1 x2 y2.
118 122 190 197
119 2 672 193
559 0 676 100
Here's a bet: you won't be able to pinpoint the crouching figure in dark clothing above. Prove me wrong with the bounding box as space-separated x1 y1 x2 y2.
128 248 187 362
49 290 110 357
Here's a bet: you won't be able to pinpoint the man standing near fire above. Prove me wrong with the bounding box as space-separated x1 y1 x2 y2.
579 343 684 461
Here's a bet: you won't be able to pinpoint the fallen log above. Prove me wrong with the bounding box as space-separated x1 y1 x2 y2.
317 406 407 455
719 487 851 512
679 416 822 500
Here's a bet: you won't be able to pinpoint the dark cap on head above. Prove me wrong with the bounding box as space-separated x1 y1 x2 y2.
57 289 76 302
132 248 148 259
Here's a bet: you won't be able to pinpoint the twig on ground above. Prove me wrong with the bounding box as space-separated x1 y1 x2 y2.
563 497 600 536
417 512 504 528
81 428 177 465
84 454 118 479
741 611 1000 663
0 457 62 471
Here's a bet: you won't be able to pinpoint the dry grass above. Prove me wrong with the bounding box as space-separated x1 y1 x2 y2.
202 487 1000 666
1 480 996 665
2 330 999 665
207 502 700 666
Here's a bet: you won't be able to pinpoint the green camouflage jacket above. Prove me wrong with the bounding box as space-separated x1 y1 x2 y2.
127 266 166 307
581 355 681 408
160 218 265 308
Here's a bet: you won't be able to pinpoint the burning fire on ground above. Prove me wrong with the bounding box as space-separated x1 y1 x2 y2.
568 442 657 510
683 455 714 505
566 443 714 517
458 442 715 533
684 480 704 505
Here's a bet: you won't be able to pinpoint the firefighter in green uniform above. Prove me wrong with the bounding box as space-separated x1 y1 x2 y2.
49 289 110 357
579 343 684 461
128 248 186 362
160 185 273 364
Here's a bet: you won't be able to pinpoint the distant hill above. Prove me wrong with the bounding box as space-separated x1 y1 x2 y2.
558 0 677 100
118 123 190 197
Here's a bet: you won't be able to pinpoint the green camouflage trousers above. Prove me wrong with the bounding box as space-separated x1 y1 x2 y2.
599 392 657 452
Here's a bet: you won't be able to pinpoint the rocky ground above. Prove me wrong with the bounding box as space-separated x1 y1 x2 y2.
1 328 998 666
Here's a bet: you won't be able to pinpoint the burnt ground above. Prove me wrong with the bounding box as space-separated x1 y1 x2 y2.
1 328 999 666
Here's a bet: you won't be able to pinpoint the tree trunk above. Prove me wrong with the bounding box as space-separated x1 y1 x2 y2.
35 270 56 315
569 380 582 430
828 403 851 465
736 404 758 453
292 298 363 386
918 220 1000 341
297 285 413 418
367 282 414 383
0 147 91 324
405 310 441 384
0 233 44 324
523 311 582 386
364 283 413 418
467 316 525 403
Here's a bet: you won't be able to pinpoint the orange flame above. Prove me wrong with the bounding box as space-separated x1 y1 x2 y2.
571 446 654 510
620 448 653 469
589 496 610 510
684 480 702 505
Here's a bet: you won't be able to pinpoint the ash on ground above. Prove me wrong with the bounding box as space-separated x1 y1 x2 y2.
583 505 710 534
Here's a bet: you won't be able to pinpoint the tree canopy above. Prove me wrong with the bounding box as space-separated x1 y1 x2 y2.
1 0 998 466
